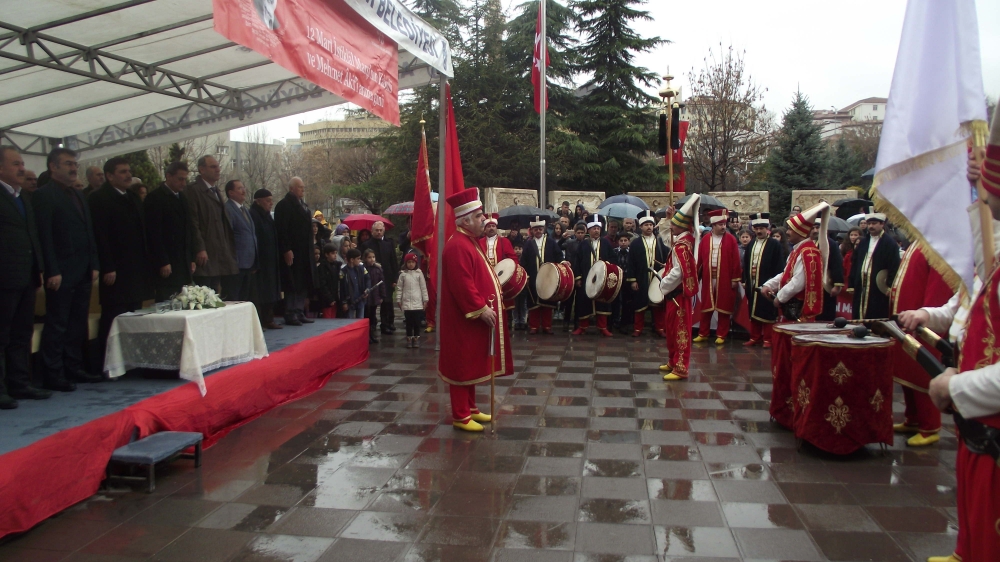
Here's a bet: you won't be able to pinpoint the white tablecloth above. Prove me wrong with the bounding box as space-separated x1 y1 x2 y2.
104 302 268 395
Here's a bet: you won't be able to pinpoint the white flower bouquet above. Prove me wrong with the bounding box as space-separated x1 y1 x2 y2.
172 285 227 310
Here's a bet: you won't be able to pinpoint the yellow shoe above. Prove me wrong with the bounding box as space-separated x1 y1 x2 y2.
663 373 686 381
658 364 674 372
453 419 484 432
425 325 434 333
470 412 492 424
907 433 940 447
893 423 920 434
693 335 709 343
715 337 726 345
927 555 960 562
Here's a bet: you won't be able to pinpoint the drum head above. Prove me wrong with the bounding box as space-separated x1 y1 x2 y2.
648 269 665 303
792 332 893 348
536 263 559 301
586 261 607 299
495 258 515 284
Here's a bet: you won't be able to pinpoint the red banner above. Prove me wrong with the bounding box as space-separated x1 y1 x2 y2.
213 0 400 125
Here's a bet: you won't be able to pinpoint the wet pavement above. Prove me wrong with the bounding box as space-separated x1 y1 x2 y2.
0 328 960 561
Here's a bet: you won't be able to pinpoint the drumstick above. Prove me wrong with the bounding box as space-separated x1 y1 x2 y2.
647 267 663 282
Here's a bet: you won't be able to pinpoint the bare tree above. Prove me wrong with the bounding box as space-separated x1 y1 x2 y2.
237 126 282 195
840 121 882 171
684 45 775 193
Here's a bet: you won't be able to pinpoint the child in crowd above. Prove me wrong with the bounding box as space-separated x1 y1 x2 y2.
316 243 342 318
313 247 321 265
363 249 386 344
339 248 370 321
512 241 527 330
613 232 633 333
396 252 429 348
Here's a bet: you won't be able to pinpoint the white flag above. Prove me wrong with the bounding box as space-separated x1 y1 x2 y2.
872 0 987 295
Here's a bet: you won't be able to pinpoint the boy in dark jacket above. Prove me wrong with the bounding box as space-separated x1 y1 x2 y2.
315 243 342 318
363 249 387 343
612 232 633 333
339 248 370 321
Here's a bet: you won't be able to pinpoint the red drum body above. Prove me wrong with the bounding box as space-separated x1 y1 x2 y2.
495 258 528 301
585 260 623 303
537 261 575 302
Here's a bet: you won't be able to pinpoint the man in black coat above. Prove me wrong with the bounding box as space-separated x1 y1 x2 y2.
361 220 399 334
741 213 784 347
850 211 900 320
0 147 52 408
811 219 845 321
628 213 669 337
145 161 195 301
274 177 315 326
89 157 152 373
32 148 100 391
519 218 563 334
250 189 282 329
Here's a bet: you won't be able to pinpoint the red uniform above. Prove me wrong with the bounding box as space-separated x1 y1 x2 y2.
478 235 517 268
664 231 699 377
438 226 514 422
697 231 742 339
779 240 824 322
890 243 953 436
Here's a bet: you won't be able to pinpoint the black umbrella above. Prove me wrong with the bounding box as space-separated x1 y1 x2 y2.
833 198 873 220
825 215 851 234
676 193 726 211
498 205 558 230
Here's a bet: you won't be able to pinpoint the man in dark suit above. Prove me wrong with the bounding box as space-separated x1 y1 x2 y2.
250 189 281 329
32 148 100 391
89 157 151 372
274 177 315 326
186 155 238 296
223 180 258 301
145 161 195 301
361 220 399 334
0 147 52 408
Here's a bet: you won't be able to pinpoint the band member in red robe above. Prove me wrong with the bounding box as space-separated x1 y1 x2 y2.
890 241 954 446
479 213 516 268
695 208 742 344
519 217 561 334
629 211 669 337
742 213 783 347
658 194 700 380
761 203 828 323
438 188 513 432
572 214 614 336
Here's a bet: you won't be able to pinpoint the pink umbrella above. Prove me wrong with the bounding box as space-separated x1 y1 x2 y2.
384 202 414 215
342 214 394 231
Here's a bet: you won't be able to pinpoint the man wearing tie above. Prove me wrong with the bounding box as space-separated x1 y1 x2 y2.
224 180 258 301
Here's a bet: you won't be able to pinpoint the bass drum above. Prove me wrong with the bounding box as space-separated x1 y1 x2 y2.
647 268 666 305
495 258 528 301
536 261 575 302
585 260 623 303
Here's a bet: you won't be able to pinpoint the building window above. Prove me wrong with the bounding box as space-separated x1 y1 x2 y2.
873 105 878 111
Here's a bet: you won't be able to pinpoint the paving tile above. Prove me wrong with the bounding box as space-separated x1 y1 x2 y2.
581 477 649 500
721 502 802 529
229 534 334 562
732 528 823 560
649 500 725 527
794 504 881 532
864 506 954 533
316 539 409 562
577 499 651 524
809 530 913 562
712 480 786 504
266 507 357 537
339 511 429 542
152 528 254 562
575 523 655 555
652 526 739 557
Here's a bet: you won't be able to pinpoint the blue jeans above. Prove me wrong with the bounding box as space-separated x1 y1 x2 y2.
346 302 365 319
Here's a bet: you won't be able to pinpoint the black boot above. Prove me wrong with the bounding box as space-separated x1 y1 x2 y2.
0 380 18 410
44 377 76 392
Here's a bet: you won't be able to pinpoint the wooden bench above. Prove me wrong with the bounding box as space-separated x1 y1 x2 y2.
107 431 203 492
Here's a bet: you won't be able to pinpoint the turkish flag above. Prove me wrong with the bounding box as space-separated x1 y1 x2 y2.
666 121 689 193
410 130 435 255
532 1 550 113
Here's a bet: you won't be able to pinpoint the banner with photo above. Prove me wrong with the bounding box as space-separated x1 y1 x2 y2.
213 0 400 125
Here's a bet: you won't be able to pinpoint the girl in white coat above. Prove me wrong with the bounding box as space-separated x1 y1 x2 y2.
396 253 429 348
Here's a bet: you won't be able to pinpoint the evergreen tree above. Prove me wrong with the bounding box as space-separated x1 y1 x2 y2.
763 92 827 215
167 143 186 165
123 150 163 187
570 0 665 195
824 136 865 189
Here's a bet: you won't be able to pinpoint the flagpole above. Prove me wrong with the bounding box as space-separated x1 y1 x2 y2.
435 76 447 352
539 0 547 210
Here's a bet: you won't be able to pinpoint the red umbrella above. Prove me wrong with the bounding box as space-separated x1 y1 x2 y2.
342 214 394 231
384 202 414 215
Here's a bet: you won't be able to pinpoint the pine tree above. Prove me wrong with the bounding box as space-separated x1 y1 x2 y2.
824 136 865 189
123 150 163 187
570 0 665 195
167 143 186 165
764 92 827 215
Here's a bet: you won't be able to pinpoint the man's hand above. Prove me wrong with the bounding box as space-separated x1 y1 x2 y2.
284 250 294 266
47 275 62 291
760 286 774 299
631 282 639 292
773 296 781 308
968 150 984 184
196 251 208 267
103 272 116 286
830 286 842 296
160 264 172 278
731 281 739 290
480 306 497 328
341 303 348 312
929 368 956 412
898 309 930 331
190 262 196 274
92 270 99 282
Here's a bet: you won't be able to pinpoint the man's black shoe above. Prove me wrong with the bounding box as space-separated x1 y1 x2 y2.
299 317 315 324
387 325 397 333
70 370 104 383
44 380 77 392
285 318 303 326
9 386 52 400
0 394 18 409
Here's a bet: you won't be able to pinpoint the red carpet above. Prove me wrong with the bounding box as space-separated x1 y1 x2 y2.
0 320 369 538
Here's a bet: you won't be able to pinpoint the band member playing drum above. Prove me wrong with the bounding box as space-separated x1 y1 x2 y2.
479 213 516 268
572 214 614 336
438 188 513 432
520 217 562 334
694 209 743 345
742 213 783 347
760 203 829 323
659 195 700 380
629 211 669 337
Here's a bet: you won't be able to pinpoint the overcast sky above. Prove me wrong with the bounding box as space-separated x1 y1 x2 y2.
232 0 1000 143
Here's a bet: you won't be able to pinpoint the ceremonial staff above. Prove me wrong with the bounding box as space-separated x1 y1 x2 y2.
488 296 497 435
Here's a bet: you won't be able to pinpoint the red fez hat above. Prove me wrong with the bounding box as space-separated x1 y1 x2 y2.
707 208 728 225
446 188 482 218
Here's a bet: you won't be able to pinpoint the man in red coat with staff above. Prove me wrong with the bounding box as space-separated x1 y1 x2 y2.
694 208 742 345
439 188 514 432
890 241 954 447
479 213 516 268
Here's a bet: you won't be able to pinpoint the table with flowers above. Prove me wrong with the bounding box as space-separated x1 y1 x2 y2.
103 287 268 395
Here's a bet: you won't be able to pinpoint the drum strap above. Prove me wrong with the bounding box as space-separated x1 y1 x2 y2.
956 416 1000 464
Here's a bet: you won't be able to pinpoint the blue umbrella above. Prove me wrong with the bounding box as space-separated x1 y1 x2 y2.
598 194 649 210
599 202 646 220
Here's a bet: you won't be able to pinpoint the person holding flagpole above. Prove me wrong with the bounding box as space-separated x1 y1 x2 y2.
658 195 700 380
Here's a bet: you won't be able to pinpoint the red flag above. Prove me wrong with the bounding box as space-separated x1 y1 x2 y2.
532 1 550 113
410 128 435 255
666 121 689 193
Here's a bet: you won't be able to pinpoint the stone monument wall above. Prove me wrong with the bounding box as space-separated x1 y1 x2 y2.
627 192 683 213
791 190 856 216
483 187 537 211
549 191 605 212
708 191 769 220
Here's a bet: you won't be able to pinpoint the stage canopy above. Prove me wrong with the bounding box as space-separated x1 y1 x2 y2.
0 0 449 164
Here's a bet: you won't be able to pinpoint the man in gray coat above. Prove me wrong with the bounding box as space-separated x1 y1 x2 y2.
186 156 238 296
223 180 258 301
